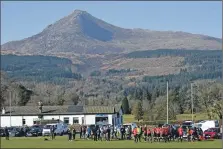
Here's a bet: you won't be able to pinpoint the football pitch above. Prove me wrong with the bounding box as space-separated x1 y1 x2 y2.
1 136 221 148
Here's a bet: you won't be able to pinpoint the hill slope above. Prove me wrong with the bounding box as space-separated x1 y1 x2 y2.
1 10 222 55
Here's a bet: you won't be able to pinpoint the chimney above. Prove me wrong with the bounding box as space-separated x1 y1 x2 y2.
38 101 43 113
2 107 5 114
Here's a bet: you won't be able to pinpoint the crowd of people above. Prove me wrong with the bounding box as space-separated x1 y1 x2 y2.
64 124 204 143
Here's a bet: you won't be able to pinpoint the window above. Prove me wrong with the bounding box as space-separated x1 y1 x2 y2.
33 121 37 125
215 120 219 127
73 117 79 124
22 119 26 125
64 117 69 124
95 117 108 125
82 117 84 124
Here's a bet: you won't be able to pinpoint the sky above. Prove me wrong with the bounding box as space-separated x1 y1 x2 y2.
1 1 222 44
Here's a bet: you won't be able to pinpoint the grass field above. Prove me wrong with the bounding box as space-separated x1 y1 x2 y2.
1 136 221 148
123 113 218 123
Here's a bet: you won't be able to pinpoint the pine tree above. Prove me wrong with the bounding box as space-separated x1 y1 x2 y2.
122 96 130 114
132 101 143 121
17 85 33 106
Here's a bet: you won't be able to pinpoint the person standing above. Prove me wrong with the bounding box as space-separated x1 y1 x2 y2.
140 126 143 142
72 127 76 141
147 127 152 143
120 126 124 140
24 126 28 137
157 127 161 142
93 126 97 141
100 126 104 141
186 127 190 142
67 127 72 141
126 126 130 140
133 127 138 143
178 125 183 142
143 125 147 142
97 126 101 141
53 125 56 140
153 127 157 142
114 126 117 140
50 126 54 140
107 126 111 141
5 127 9 140
163 127 168 143
80 126 83 139
87 126 91 140
189 128 194 142
137 126 141 142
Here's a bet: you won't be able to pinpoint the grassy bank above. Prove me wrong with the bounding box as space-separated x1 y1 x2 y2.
1 136 221 148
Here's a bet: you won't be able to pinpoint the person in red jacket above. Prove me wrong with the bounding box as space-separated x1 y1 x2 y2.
178 125 183 142
153 127 157 142
147 127 152 143
133 127 138 143
157 127 163 142
189 128 194 142
163 127 168 143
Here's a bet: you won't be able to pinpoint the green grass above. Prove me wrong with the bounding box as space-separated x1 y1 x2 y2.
1 136 221 148
123 113 217 123
123 114 138 123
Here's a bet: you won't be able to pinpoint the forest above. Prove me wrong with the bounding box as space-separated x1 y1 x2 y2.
0 49 222 121
1 55 82 83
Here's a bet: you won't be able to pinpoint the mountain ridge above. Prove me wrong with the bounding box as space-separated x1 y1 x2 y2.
1 10 222 55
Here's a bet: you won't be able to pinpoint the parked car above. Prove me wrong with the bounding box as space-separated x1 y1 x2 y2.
204 127 220 139
196 120 218 132
26 125 43 137
8 127 23 137
123 123 137 131
0 128 6 137
42 123 68 136
42 125 52 136
217 132 222 139
182 121 194 127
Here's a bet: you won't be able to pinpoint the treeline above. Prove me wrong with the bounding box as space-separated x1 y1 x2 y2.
122 82 223 121
125 49 222 59
124 49 222 93
106 69 136 75
125 49 222 73
1 55 82 82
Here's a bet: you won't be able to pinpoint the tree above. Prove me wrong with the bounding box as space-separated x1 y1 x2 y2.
70 93 79 105
0 85 8 108
17 85 33 106
56 90 65 106
212 100 223 119
132 101 143 121
122 96 130 114
209 83 223 119
197 83 215 119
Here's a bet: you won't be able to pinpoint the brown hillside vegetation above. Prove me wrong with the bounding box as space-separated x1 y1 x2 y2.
102 56 185 76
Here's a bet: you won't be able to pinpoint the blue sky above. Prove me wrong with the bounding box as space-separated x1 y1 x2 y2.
1 1 222 44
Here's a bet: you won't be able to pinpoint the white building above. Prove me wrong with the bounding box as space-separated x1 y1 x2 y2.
0 105 123 127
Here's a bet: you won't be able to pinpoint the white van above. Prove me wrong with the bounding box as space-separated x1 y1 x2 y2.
196 120 219 132
42 123 68 136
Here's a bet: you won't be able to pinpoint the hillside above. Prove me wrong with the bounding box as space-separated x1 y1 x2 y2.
1 55 81 83
1 10 222 56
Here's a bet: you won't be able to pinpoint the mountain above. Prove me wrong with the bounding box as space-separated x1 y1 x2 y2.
1 10 222 55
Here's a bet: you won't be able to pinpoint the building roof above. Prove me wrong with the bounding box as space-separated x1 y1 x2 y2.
1 105 121 116
84 106 115 114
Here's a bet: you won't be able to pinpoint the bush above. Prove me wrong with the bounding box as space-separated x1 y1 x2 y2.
134 120 180 126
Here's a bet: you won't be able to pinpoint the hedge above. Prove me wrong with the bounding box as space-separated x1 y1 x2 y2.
133 120 209 126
